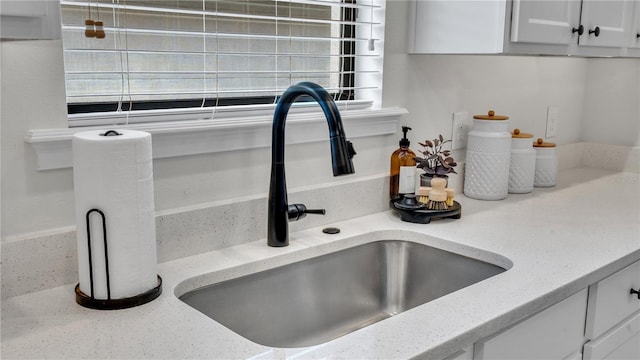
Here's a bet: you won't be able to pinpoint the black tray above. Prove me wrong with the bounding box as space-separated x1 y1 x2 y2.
390 199 462 224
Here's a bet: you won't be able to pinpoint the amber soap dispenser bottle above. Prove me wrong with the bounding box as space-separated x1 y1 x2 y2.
390 126 416 200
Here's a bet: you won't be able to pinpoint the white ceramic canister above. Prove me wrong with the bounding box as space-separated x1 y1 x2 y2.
533 138 557 187
464 110 512 200
509 129 536 194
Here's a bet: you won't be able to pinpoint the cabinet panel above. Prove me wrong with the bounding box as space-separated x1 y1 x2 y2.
580 0 636 48
510 0 582 45
0 1 48 16
583 311 640 360
632 2 640 48
408 0 507 54
585 260 640 340
0 0 61 40
443 345 473 360
474 289 587 360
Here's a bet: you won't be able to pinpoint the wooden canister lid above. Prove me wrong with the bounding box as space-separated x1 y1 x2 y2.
473 110 509 120
533 138 556 147
512 129 534 138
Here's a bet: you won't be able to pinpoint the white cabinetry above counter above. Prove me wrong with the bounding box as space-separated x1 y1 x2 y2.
577 1 636 48
409 0 640 57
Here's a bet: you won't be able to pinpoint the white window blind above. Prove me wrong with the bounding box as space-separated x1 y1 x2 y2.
60 0 384 127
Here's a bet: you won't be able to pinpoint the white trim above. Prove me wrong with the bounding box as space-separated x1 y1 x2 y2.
67 100 374 127
26 107 407 171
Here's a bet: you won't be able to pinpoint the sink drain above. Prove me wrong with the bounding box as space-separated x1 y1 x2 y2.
322 227 340 235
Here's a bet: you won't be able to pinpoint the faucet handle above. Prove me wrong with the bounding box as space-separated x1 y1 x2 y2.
288 204 326 221
304 208 326 215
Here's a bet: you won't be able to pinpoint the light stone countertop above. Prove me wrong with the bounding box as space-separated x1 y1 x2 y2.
2 167 639 360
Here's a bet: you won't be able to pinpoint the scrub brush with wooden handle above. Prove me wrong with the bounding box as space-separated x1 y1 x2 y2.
426 177 448 210
416 186 431 204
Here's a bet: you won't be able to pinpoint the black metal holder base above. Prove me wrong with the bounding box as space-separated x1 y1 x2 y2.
390 200 462 224
75 275 162 310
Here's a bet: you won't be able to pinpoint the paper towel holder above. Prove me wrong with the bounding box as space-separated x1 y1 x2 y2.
75 208 163 310
101 130 122 136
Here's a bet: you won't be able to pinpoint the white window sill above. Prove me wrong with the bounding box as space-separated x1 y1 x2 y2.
25 106 407 171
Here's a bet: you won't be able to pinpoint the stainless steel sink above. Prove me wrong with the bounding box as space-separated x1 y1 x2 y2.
179 240 507 348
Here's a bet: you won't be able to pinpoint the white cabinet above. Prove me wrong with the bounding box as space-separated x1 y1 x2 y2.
408 1 508 54
578 1 637 48
632 3 640 48
512 0 636 49
451 260 640 360
443 260 639 360
583 260 640 360
585 260 640 339
510 0 582 46
409 0 639 57
583 311 640 360
473 289 588 360
0 0 61 40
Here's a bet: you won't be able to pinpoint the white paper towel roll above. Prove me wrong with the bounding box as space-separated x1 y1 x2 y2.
73 129 157 300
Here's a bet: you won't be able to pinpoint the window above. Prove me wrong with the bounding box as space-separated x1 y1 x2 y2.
59 0 384 127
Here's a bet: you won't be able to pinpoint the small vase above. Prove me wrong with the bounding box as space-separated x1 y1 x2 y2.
420 174 448 187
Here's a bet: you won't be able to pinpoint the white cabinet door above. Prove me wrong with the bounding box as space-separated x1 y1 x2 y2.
580 0 637 48
510 0 582 45
408 0 508 54
474 289 588 360
583 311 640 360
631 2 640 48
0 0 61 40
585 260 640 340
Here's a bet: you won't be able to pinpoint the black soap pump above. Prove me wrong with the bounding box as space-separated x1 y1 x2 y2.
389 126 416 200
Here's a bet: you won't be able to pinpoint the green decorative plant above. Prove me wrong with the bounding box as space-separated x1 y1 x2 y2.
416 135 458 177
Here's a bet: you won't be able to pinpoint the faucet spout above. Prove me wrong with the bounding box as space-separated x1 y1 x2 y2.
268 82 356 247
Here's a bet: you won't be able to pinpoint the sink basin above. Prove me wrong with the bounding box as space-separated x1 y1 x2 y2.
179 240 507 348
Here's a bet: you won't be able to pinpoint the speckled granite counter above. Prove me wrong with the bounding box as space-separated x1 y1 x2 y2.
2 167 639 359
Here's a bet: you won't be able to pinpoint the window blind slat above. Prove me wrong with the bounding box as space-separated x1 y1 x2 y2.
64 48 376 58
62 26 377 42
65 85 378 98
66 70 378 75
60 0 380 26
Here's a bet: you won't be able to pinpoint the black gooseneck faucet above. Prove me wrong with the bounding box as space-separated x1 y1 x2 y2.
268 82 356 247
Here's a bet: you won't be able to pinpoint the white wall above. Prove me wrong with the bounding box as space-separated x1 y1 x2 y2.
2 0 639 239
1 40 72 237
582 58 640 146
0 39 395 239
